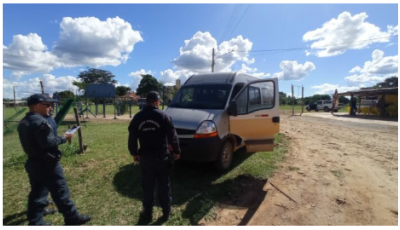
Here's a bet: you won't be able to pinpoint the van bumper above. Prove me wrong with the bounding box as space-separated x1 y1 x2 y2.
178 136 223 162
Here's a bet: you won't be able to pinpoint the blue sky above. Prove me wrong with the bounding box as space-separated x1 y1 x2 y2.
2 3 398 99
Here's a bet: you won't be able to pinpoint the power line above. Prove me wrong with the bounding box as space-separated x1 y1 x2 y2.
227 4 251 40
218 4 242 43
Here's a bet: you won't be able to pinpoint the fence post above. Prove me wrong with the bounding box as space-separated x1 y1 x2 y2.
73 108 84 154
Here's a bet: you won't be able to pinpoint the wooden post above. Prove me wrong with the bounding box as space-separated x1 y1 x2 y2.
73 108 84 154
40 81 44 94
301 85 304 115
292 85 295 115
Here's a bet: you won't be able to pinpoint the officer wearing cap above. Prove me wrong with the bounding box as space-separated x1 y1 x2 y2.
18 94 91 226
128 91 181 223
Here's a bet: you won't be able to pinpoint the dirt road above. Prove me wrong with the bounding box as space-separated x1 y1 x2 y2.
204 113 398 225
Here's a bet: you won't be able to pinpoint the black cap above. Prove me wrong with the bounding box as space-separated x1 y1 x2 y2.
27 94 59 106
146 91 160 101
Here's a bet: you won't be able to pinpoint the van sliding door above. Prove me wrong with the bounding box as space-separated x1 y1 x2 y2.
229 79 279 153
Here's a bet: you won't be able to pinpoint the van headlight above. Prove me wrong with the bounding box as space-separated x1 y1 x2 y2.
194 121 218 138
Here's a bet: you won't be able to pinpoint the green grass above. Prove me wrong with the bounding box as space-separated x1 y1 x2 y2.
330 169 344 180
3 119 288 226
288 166 300 171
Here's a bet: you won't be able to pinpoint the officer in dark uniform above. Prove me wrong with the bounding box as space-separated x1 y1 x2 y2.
128 91 181 222
18 94 91 226
42 105 59 216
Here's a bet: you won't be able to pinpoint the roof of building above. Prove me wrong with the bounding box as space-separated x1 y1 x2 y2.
338 87 398 97
118 92 140 100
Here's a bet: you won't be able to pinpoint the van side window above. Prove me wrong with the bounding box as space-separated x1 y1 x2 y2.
248 82 274 113
249 86 261 105
234 81 275 114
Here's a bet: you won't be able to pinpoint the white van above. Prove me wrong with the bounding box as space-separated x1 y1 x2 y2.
165 72 280 170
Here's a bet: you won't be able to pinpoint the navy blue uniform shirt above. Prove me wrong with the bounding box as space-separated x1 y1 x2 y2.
18 112 66 160
128 105 180 156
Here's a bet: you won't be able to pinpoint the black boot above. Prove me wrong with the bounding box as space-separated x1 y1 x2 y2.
139 208 153 223
64 213 91 226
43 208 57 216
161 207 172 221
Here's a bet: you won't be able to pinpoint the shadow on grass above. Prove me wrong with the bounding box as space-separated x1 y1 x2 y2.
3 211 27 225
112 147 267 225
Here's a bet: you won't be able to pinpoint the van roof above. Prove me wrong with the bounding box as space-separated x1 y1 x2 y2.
184 72 260 86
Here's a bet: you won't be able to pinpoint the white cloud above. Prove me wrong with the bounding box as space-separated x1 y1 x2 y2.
128 69 153 92
311 83 361 95
3 17 143 79
172 31 253 72
303 12 398 57
273 60 316 80
53 16 143 67
3 33 61 79
237 64 270 78
3 74 79 99
345 49 398 85
159 69 196 86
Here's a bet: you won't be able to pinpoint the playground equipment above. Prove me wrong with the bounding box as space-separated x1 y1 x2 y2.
54 98 76 126
85 84 116 118
3 108 27 134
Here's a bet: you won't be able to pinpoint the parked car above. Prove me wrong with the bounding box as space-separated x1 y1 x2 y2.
306 100 343 112
165 72 280 171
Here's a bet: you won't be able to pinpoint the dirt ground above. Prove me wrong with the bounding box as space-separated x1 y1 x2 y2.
203 112 398 226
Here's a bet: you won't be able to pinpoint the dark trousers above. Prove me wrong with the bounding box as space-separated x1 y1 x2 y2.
25 160 77 225
139 154 171 212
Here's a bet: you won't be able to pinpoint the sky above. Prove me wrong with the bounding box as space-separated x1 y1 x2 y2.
2 3 398 99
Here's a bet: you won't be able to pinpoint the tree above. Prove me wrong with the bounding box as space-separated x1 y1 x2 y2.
54 90 75 98
279 92 288 105
73 68 118 93
339 95 350 104
116 86 131 97
373 76 398 88
136 74 161 97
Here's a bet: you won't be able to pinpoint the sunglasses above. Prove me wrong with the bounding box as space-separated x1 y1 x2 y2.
40 103 52 108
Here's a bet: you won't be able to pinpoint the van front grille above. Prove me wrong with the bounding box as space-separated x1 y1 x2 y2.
176 128 196 135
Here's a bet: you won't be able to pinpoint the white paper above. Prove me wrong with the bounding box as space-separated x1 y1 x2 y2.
66 126 80 134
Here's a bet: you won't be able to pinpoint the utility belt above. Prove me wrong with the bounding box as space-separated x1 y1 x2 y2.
28 149 62 170
139 148 175 173
138 148 169 157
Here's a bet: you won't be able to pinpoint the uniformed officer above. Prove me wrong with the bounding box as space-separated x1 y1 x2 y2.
42 105 58 216
18 94 91 226
128 91 181 222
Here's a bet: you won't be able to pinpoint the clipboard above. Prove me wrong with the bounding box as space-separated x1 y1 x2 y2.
66 125 80 134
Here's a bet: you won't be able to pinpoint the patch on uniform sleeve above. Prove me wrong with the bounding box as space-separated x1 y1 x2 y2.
39 122 52 134
19 119 30 127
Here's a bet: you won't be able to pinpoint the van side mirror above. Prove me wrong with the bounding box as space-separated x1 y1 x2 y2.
229 101 238 116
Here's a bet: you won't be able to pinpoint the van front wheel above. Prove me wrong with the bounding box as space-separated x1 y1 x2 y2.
214 141 233 171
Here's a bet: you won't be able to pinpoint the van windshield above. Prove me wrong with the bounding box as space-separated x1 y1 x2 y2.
169 84 232 110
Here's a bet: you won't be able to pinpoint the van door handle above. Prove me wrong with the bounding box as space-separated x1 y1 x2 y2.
272 117 280 123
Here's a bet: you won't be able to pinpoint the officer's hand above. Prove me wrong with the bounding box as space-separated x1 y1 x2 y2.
64 133 73 142
133 155 140 163
173 154 180 160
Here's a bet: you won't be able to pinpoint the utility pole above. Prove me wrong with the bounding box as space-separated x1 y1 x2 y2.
211 48 215 72
13 86 17 106
40 81 44 94
162 85 165 110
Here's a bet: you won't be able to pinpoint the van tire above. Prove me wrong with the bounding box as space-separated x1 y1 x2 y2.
324 107 329 112
214 141 233 171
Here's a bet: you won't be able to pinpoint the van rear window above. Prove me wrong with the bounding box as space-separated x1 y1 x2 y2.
169 84 232 110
